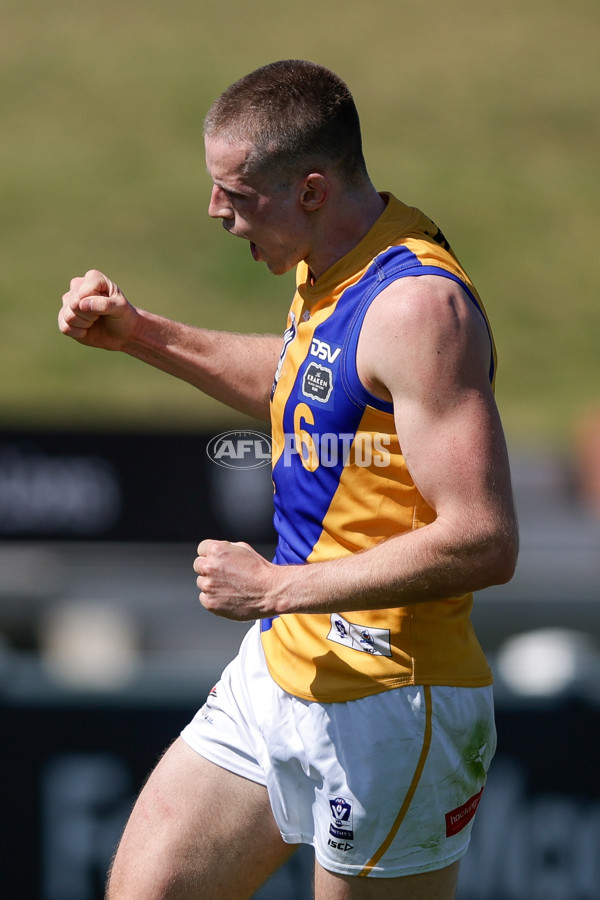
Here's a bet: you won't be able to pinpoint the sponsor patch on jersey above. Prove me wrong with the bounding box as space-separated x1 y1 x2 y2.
310 337 341 364
329 796 354 840
302 362 333 403
327 614 392 657
445 787 484 837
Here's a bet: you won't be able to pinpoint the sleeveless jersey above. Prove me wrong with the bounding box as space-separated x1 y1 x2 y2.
261 193 495 702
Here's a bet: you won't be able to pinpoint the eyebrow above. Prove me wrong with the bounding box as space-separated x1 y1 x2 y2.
211 178 254 199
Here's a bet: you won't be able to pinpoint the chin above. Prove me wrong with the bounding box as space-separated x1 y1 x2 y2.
266 260 294 276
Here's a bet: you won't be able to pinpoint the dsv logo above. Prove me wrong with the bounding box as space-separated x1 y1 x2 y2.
206 431 276 469
310 338 341 364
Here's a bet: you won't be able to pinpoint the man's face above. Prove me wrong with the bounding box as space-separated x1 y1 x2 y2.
205 136 309 276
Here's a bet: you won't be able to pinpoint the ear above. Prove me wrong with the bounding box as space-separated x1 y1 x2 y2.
299 173 329 211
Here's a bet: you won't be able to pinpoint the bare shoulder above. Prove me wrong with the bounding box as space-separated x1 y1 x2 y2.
363 274 490 350
357 274 493 403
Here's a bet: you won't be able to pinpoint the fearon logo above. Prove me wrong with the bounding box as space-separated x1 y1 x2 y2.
445 787 484 837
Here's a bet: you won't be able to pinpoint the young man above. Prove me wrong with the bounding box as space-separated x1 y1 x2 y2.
59 60 518 900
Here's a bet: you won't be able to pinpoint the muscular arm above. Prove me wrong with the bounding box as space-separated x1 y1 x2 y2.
196 275 519 620
58 270 282 419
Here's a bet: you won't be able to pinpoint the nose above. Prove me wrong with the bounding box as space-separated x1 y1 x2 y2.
208 185 234 220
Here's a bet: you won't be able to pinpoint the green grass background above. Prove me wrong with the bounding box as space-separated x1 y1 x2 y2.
1 0 598 447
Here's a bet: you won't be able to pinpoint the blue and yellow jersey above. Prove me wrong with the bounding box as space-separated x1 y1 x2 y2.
261 193 495 701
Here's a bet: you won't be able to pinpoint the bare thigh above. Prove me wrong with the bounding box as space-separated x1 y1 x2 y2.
107 737 296 900
314 860 460 900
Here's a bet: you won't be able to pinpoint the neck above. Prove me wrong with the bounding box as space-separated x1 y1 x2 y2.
306 183 386 281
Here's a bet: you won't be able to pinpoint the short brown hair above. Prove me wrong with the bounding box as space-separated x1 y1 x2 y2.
204 60 368 187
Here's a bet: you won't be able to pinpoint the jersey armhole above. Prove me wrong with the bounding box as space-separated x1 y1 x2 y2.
340 266 495 412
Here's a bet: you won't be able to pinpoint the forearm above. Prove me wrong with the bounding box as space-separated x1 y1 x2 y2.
271 517 518 616
123 310 282 420
194 511 517 622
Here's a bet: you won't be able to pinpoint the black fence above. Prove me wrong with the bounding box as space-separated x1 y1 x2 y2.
0 428 276 544
2 688 599 900
1 430 599 898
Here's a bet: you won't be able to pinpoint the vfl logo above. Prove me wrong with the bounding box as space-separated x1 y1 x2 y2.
360 630 375 650
206 431 275 469
329 796 354 840
327 614 392 657
334 620 348 639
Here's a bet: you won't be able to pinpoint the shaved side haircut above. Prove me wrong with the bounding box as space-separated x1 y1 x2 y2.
204 59 369 187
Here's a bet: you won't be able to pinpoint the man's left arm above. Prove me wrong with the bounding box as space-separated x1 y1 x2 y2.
195 275 519 620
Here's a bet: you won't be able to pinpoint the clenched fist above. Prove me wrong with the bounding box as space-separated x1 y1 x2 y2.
58 269 139 350
194 539 280 621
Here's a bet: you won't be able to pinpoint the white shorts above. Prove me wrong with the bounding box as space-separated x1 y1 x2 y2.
181 622 496 878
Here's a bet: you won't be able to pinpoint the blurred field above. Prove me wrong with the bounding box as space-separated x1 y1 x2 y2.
1 0 598 445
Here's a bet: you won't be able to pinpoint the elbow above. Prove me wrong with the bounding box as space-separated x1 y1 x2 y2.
492 547 518 585
483 526 519 587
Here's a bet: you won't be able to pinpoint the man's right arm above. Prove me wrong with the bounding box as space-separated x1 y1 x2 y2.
58 269 282 420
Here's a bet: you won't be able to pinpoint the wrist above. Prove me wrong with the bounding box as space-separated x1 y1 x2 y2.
268 560 337 616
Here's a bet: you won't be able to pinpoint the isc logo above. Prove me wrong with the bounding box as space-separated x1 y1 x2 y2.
328 838 354 852
206 431 275 469
310 338 341 364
